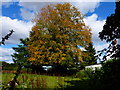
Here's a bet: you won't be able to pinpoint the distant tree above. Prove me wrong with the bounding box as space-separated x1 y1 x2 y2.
12 38 44 74
27 3 92 73
1 61 9 66
0 30 14 46
80 43 97 69
12 38 30 71
99 1 120 60
1 61 17 70
83 43 97 64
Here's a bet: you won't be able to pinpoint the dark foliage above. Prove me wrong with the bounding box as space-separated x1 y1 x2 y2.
82 43 97 67
2 61 18 70
12 38 30 68
0 29 14 46
65 2 120 89
98 1 120 60
99 2 120 42
65 58 120 90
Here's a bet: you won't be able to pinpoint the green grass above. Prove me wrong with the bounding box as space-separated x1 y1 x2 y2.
0 73 2 89
2 73 79 89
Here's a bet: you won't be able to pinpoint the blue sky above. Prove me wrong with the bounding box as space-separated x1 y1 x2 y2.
2 2 23 20
86 2 115 19
2 2 115 20
1 0 116 63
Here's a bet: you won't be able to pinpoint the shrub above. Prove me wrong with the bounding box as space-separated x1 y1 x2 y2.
66 60 120 90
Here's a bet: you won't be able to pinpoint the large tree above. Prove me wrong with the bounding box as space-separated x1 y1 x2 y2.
99 1 120 59
27 3 92 70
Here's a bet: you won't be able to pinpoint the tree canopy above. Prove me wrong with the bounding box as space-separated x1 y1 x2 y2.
27 3 92 67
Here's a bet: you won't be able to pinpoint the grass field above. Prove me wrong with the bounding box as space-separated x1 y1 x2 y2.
1 73 79 89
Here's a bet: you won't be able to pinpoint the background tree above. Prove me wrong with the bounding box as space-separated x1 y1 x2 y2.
99 1 120 60
1 61 18 71
12 38 30 71
27 3 92 73
85 43 97 65
12 38 44 74
81 43 97 69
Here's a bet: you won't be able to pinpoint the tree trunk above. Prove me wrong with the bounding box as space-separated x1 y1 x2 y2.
6 64 22 90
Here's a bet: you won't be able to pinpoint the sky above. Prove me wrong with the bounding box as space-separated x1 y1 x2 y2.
0 0 116 63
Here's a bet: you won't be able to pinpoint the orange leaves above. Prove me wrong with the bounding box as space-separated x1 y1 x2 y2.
56 34 61 38
61 45 65 49
41 46 45 49
48 47 52 50
27 3 92 65
39 40 44 44
28 57 36 62
56 48 59 51
48 57 52 61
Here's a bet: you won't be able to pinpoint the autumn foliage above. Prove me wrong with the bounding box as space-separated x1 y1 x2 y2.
27 3 91 67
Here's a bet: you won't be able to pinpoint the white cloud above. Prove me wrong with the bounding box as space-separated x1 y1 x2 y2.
83 14 110 51
0 16 34 44
84 14 106 43
2 0 19 8
2 0 105 21
71 1 100 14
20 8 35 21
94 43 109 51
18 0 114 2
18 1 103 20
18 2 61 20
0 47 14 63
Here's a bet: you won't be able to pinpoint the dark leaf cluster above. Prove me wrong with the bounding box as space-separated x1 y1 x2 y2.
0 29 14 45
98 2 120 61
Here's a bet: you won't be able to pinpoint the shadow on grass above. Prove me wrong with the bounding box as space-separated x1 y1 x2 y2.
64 79 116 90
64 79 96 90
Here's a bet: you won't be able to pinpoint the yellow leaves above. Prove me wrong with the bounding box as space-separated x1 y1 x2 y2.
56 34 61 38
48 47 52 49
28 57 36 61
51 41 56 44
62 54 66 56
39 40 44 44
41 55 45 58
48 57 52 60
61 45 65 49
61 57 65 60
27 3 92 65
41 46 45 49
56 48 60 51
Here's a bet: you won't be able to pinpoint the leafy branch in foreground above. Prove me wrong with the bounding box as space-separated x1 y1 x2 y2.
98 1 120 61
97 40 119 61
0 29 14 46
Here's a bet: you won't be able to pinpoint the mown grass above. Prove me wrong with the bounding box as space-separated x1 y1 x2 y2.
2 73 79 89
